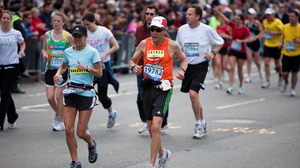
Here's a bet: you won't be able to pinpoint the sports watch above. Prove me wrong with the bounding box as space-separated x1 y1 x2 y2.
87 66 92 72
211 50 217 56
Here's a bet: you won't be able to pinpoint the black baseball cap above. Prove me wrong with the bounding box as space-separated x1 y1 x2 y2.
72 25 87 37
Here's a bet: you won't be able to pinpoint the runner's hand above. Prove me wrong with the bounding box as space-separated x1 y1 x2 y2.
278 43 282 49
133 65 143 75
175 71 185 80
76 60 88 71
204 52 214 61
19 51 25 57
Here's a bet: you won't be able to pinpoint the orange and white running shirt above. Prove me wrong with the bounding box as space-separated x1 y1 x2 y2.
143 37 174 85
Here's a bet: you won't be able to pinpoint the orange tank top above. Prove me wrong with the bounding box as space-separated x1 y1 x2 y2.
143 37 173 85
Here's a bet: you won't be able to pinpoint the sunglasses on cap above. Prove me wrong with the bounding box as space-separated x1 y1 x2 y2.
150 27 165 32
145 12 155 16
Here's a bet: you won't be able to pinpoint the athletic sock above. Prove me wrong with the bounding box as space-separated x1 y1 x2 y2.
195 120 201 125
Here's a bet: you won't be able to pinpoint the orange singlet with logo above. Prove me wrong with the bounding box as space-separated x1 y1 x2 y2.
143 37 174 85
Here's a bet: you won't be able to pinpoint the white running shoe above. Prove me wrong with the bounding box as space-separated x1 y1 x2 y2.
259 70 263 79
290 89 296 97
138 122 148 134
278 76 283 87
52 114 59 128
53 121 65 131
238 86 245 94
107 111 117 128
8 115 19 129
245 76 252 83
215 82 222 89
161 124 168 135
193 124 203 139
158 149 171 168
280 81 288 93
262 81 270 88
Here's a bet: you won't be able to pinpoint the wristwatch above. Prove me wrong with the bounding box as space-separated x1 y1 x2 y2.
130 65 136 72
180 68 186 72
87 65 92 72
211 50 217 56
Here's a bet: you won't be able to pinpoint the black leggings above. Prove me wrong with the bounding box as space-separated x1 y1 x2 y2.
0 68 19 128
98 86 112 109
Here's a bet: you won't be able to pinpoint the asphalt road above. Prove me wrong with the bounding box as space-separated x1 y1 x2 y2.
0 62 300 168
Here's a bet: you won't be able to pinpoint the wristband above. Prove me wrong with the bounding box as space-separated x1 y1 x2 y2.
180 68 186 72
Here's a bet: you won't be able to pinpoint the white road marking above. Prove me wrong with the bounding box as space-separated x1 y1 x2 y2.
21 103 50 109
216 98 266 110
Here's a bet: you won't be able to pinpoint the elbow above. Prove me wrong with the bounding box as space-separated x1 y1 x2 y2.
96 71 103 78
116 45 120 50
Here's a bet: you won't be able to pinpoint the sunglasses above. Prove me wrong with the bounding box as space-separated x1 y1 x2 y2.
145 13 155 16
150 27 164 32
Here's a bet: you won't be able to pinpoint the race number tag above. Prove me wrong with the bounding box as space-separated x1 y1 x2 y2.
50 57 63 69
285 41 295 51
265 32 273 40
231 41 242 52
144 64 164 81
184 43 199 57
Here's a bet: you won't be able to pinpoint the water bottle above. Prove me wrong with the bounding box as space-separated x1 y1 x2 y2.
55 75 63 86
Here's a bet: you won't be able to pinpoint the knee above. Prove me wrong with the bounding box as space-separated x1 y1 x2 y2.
76 128 86 139
47 95 55 103
229 66 235 72
150 124 161 135
65 127 74 137
189 91 198 100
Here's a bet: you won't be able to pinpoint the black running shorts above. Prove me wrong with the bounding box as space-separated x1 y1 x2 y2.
64 94 97 111
228 49 247 60
263 46 281 59
142 86 172 121
180 61 209 93
282 55 300 73
45 69 69 86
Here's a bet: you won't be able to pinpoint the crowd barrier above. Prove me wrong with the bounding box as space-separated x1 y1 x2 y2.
23 31 179 82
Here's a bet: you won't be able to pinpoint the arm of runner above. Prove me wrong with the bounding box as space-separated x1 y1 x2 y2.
75 60 102 78
99 36 120 61
129 40 146 75
54 61 69 82
172 41 187 80
213 6 230 24
42 32 48 60
67 33 74 46
256 20 265 41
18 41 26 57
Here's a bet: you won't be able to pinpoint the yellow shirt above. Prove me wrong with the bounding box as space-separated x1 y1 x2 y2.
263 18 283 47
281 23 300 56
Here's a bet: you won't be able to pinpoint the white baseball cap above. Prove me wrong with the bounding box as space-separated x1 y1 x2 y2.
150 16 168 29
248 8 256 14
265 8 275 15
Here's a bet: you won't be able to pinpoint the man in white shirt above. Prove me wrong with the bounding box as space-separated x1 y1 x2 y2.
176 5 224 139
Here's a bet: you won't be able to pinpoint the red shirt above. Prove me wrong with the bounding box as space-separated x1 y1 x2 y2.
216 24 230 48
228 21 251 53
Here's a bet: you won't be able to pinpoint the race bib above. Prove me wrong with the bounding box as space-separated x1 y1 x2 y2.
144 64 164 81
265 32 273 40
231 41 242 52
50 57 63 69
285 41 295 51
184 43 199 57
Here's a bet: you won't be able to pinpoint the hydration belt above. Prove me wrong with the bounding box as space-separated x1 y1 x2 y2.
68 82 94 91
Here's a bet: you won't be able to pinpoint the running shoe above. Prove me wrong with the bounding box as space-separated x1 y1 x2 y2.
202 122 208 133
88 139 98 163
262 81 270 88
259 70 263 79
52 114 59 128
215 82 222 89
8 114 19 129
193 124 203 139
238 86 245 94
138 122 148 134
158 149 171 168
290 89 296 97
53 121 65 131
280 81 288 93
278 76 283 87
70 161 82 168
245 76 252 83
147 164 154 168
226 87 233 95
107 111 117 128
161 124 168 135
